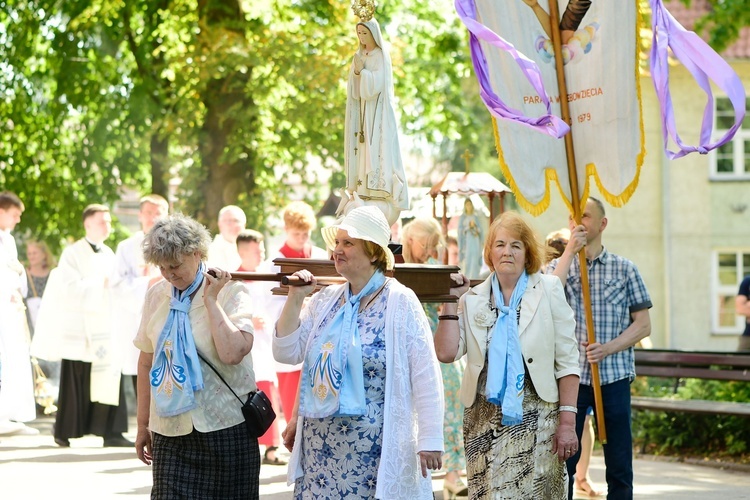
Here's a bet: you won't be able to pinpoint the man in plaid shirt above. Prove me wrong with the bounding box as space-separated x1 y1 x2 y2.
548 197 652 500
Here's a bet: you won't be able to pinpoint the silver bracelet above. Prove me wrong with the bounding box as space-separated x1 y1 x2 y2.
559 405 578 414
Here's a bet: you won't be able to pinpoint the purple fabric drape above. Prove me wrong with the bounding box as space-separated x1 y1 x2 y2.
650 0 746 159
455 0 745 159
454 0 570 139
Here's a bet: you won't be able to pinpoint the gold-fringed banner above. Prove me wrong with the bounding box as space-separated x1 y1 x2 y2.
466 1 644 214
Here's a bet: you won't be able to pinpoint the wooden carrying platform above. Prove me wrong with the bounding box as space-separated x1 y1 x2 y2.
271 258 462 303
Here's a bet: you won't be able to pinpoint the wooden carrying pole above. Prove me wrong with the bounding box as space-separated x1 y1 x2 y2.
208 270 346 286
547 0 606 443
219 270 484 289
216 261 479 303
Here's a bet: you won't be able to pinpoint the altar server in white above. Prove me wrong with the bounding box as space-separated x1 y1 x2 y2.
110 194 169 390
32 204 132 447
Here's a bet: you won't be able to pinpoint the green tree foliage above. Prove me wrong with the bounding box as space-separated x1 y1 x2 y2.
682 0 750 53
0 0 154 251
0 0 478 251
2 0 742 253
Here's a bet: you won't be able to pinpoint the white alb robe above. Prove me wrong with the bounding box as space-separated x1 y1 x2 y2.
110 231 159 375
0 230 35 422
31 239 120 405
208 234 242 272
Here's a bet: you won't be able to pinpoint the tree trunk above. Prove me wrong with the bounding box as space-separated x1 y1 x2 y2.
197 0 256 231
150 133 169 200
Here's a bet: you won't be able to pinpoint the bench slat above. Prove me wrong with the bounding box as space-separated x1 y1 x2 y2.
634 350 750 369
635 365 750 382
631 397 750 417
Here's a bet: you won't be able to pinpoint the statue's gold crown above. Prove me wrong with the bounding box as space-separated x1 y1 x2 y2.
351 0 376 22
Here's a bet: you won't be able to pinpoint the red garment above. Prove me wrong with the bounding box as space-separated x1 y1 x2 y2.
256 380 281 447
279 243 310 259
276 370 301 419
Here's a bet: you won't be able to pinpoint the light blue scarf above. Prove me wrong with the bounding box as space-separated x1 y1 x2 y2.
150 262 206 417
486 271 528 426
300 270 386 418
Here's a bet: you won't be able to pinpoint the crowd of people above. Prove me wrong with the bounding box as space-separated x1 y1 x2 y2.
4 1 743 497
0 194 326 454
2 184 665 499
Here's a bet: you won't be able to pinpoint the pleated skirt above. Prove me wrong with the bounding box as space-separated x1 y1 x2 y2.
151 423 260 499
464 380 568 500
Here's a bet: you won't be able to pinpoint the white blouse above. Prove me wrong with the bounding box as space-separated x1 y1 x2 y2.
134 279 255 436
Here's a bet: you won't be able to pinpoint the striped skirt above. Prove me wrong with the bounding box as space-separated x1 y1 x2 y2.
151 423 260 499
464 380 568 500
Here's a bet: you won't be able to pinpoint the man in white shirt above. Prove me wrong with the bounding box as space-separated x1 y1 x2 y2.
110 194 169 393
0 191 37 436
208 205 246 271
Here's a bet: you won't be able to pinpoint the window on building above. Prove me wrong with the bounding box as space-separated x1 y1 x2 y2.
710 96 750 179
712 250 750 333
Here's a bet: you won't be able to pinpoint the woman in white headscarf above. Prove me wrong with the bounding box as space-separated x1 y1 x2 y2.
341 18 408 227
274 206 443 499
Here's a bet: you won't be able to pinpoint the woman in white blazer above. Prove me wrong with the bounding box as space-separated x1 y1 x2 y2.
435 211 580 499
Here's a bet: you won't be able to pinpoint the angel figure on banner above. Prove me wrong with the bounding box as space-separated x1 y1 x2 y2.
522 0 600 65
337 1 408 227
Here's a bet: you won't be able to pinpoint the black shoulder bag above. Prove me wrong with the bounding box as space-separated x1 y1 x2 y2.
197 352 276 438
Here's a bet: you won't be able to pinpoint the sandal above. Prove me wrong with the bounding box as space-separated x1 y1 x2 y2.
262 447 288 466
262 455 288 465
574 478 605 498
443 477 468 499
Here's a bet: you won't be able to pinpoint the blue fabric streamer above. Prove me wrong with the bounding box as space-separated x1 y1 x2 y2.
485 271 528 425
150 262 206 417
301 271 386 418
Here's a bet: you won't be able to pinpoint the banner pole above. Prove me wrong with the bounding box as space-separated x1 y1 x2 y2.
547 0 607 444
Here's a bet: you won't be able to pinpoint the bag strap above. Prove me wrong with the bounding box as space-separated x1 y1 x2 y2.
31 357 47 381
27 270 39 298
196 351 245 406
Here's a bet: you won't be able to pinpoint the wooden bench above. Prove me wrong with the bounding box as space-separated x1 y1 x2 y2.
632 348 750 417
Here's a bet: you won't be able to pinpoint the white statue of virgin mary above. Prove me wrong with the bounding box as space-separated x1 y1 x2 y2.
339 16 408 227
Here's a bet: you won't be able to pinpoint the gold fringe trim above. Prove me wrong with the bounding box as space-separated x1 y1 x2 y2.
492 117 553 217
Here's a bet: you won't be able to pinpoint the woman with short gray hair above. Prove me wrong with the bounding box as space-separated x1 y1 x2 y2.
143 214 211 265
134 213 261 498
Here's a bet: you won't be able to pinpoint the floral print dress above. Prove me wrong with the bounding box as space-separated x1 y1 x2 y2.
294 286 389 499
424 259 466 472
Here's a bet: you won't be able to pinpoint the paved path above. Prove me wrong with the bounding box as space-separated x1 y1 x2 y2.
2 416 749 499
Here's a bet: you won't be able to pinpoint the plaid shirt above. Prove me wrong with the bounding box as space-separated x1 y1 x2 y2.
548 248 652 385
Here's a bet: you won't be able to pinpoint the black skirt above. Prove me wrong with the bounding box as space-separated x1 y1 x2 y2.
54 359 128 440
151 423 260 499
